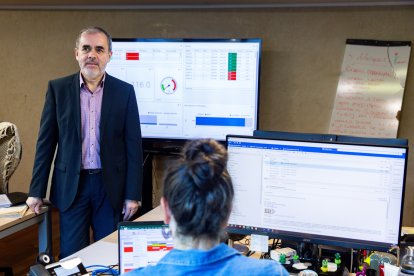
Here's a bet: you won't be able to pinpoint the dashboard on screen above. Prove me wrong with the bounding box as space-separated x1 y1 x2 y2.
226 135 408 250
106 39 261 141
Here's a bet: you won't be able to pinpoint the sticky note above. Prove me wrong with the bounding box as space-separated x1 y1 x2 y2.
250 234 269 253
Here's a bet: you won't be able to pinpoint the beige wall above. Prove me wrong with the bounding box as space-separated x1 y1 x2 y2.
1 7 414 225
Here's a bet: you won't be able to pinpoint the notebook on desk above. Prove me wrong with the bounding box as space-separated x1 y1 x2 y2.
118 221 173 274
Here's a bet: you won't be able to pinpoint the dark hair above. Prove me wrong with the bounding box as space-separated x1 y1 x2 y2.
163 139 234 240
75 26 112 52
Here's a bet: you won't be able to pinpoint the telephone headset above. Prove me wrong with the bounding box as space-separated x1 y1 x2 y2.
29 252 88 276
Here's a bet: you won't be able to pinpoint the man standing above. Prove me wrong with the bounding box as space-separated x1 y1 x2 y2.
26 26 142 258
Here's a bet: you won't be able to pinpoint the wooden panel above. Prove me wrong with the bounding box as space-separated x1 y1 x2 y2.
1 7 414 227
0 0 412 8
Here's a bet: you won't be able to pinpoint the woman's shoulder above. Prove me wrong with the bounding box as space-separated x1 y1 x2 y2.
230 254 290 275
213 243 289 275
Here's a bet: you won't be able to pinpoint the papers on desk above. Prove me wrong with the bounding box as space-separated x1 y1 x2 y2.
0 204 29 218
0 194 13 208
0 192 28 207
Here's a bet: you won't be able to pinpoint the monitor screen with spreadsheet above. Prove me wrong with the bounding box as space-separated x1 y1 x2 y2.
226 135 408 250
118 221 173 274
106 39 261 141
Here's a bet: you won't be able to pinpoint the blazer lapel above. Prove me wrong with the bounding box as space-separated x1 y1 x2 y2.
100 74 115 140
72 73 82 144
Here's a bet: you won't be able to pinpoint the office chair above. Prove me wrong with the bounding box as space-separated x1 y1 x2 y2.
0 122 22 194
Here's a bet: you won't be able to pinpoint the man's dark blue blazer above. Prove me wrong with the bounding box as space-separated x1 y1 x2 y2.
29 72 143 212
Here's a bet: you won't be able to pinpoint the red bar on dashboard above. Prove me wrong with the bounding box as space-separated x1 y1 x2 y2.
126 52 139 60
228 72 237 80
123 246 133 252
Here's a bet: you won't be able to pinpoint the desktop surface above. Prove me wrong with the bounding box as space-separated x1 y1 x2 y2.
64 206 164 268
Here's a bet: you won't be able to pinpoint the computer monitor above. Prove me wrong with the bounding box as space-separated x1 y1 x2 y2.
254 129 408 146
106 38 262 141
336 134 408 147
254 130 336 142
226 135 408 250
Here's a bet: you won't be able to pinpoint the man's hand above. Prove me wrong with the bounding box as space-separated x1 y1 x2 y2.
26 197 43 214
122 200 140 221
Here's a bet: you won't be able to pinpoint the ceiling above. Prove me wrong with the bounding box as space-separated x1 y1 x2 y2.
0 0 413 9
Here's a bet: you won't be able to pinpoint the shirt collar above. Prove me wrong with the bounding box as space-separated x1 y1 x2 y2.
158 243 240 266
79 72 106 89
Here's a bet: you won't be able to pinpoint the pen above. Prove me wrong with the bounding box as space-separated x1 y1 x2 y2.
22 204 29 217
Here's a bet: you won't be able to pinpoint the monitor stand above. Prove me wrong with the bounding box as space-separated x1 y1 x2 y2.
227 234 249 254
297 242 318 262
233 243 249 254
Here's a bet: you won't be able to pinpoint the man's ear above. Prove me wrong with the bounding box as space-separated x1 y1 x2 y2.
74 48 79 60
160 197 171 224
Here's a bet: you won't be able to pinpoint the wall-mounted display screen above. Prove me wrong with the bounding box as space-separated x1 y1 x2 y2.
106 39 262 141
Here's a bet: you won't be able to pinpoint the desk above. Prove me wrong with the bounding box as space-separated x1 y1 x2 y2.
66 206 163 267
70 208 413 272
0 206 52 256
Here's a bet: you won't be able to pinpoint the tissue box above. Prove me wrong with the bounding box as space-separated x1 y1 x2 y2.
270 247 297 261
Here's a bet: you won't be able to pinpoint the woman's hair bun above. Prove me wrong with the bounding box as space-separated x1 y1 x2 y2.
182 139 228 191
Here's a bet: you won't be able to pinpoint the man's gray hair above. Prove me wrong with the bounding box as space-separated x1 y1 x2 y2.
75 26 112 52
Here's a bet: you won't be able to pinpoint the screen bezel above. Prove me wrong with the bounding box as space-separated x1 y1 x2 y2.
108 38 262 143
225 134 408 251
